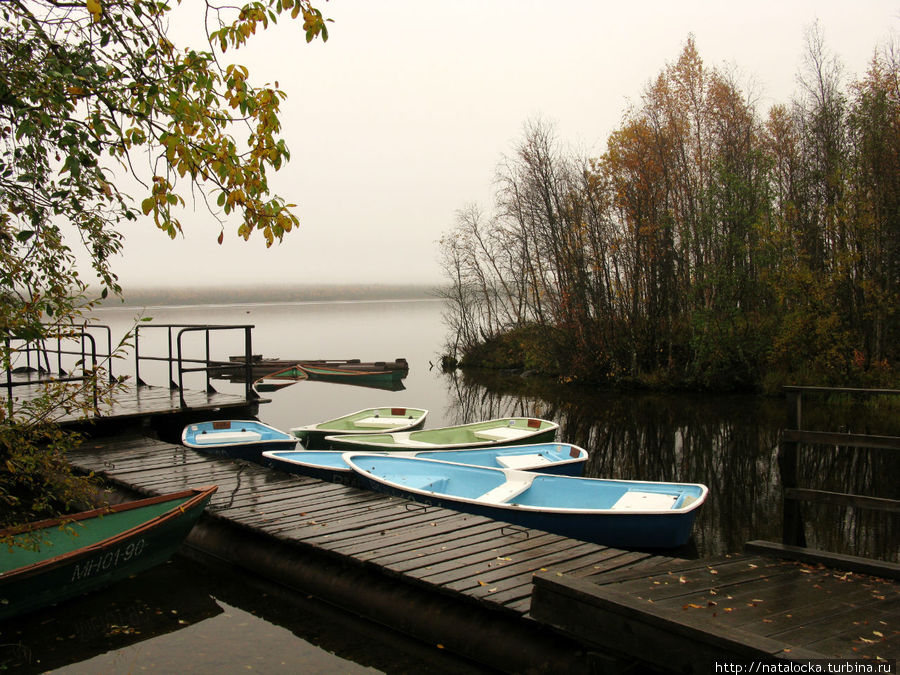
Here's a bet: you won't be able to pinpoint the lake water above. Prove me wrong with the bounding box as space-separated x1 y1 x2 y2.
4 296 897 672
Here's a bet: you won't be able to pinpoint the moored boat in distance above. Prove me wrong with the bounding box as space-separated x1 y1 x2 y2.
297 359 409 385
324 417 559 451
182 420 297 460
0 486 217 620
343 454 708 549
290 407 429 448
262 442 589 484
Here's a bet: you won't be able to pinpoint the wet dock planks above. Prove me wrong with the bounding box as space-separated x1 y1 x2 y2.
67 435 900 671
531 549 900 670
67 435 670 621
3 378 262 425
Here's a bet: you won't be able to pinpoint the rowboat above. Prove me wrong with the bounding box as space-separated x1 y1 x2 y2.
343 455 708 549
290 407 429 447
262 442 589 484
0 486 217 620
297 359 408 385
221 357 409 391
324 417 559 451
181 420 297 460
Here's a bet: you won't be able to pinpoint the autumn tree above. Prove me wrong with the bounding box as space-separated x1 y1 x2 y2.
0 0 330 527
441 33 899 391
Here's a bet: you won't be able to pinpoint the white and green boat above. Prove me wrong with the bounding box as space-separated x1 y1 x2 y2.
290 407 429 448
324 417 559 451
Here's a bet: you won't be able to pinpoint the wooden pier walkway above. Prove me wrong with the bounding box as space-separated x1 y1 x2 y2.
3 376 264 426
67 434 900 673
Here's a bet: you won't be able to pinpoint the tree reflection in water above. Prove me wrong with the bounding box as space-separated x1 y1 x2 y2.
441 370 900 563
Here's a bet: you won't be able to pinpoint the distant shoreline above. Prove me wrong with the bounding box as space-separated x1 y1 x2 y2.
96 283 442 308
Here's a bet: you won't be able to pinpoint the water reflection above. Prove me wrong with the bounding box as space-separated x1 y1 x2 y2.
1 556 495 675
442 370 900 563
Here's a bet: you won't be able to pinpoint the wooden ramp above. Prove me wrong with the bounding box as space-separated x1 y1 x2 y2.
66 435 675 673
531 551 900 671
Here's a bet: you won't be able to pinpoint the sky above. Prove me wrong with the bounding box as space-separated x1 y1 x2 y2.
112 0 899 291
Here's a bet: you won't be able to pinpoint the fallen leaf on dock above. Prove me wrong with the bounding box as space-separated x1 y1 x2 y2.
682 603 703 610
679 576 688 584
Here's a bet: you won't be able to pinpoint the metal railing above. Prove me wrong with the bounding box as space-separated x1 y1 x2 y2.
779 385 900 549
2 325 112 414
133 323 257 407
3 323 259 414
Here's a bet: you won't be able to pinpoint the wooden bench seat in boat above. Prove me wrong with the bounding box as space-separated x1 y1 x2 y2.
193 430 262 445
495 453 552 470
473 427 535 442
474 477 534 504
611 490 679 511
353 416 411 428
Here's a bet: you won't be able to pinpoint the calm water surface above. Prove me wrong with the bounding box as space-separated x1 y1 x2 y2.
6 296 894 672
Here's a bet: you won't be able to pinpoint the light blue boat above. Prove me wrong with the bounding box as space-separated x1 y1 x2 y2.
182 420 298 461
343 454 708 549
262 442 589 484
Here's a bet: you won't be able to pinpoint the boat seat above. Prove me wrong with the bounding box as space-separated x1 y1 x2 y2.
353 416 409 428
194 430 262 445
495 453 551 470
611 490 679 511
474 477 534 504
473 427 534 442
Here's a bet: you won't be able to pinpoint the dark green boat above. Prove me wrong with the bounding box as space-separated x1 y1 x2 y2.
0 486 217 621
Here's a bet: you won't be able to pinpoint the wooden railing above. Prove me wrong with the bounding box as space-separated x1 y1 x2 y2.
779 385 900 549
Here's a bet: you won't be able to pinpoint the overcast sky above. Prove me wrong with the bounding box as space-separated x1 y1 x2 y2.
113 1 899 291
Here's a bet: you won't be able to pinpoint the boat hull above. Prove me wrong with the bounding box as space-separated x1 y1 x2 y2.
263 442 589 485
345 455 706 549
0 487 216 620
182 420 297 460
291 407 429 448
325 417 559 451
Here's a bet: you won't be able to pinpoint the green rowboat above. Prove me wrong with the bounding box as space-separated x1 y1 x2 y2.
290 407 429 448
324 417 559 451
0 486 217 620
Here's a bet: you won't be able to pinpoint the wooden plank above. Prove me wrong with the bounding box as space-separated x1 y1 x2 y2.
335 517 500 559
782 428 900 450
785 487 900 513
363 520 533 566
459 542 611 601
569 549 678 579
746 540 900 580
530 572 827 671
416 534 572 587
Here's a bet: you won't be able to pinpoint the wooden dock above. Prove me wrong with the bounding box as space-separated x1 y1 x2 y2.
67 434 900 673
2 376 264 426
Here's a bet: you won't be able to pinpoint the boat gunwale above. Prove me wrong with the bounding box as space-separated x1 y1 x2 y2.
342 454 709 516
181 420 295 448
262 442 589 474
290 407 429 436
324 417 560 449
0 486 217 581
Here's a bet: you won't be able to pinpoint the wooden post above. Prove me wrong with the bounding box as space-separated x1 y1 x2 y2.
779 389 806 547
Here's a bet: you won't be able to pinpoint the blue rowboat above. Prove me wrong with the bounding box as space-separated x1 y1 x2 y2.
0 486 217 620
324 417 559 451
261 442 589 484
181 420 297 460
343 455 708 549
290 407 429 448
